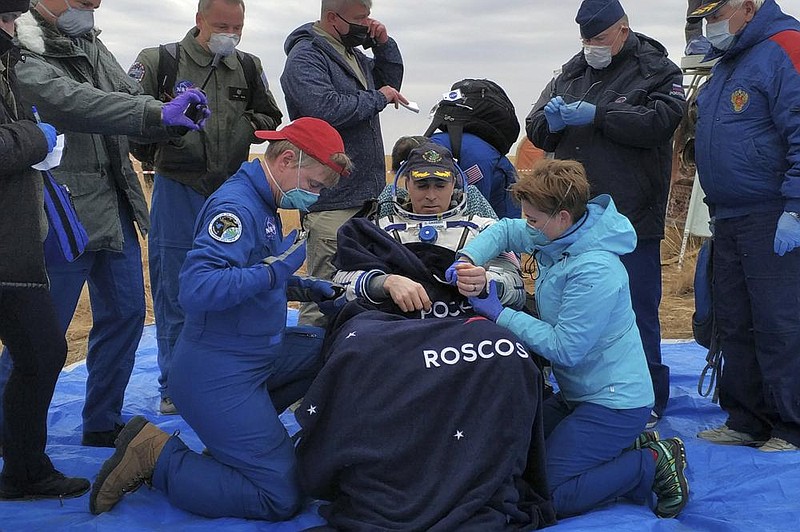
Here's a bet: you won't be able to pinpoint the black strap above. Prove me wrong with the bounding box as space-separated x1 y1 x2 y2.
156 43 180 100
235 50 259 109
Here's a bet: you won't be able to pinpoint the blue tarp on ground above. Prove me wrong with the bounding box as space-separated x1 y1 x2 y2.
1 313 798 531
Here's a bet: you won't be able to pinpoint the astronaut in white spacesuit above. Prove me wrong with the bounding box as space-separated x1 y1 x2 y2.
334 141 525 315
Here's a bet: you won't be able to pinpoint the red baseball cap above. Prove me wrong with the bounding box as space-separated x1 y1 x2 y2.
255 118 350 176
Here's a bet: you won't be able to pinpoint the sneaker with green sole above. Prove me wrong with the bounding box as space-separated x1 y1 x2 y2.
645 437 689 518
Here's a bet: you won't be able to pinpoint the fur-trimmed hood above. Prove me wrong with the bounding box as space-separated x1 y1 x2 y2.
15 9 100 56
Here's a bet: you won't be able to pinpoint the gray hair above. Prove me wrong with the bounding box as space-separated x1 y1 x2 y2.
728 0 764 9
320 0 372 16
198 0 246 15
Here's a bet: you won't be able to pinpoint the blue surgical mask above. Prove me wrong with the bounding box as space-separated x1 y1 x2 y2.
40 0 95 37
281 188 320 211
526 224 552 247
705 8 740 51
526 215 554 247
267 151 321 211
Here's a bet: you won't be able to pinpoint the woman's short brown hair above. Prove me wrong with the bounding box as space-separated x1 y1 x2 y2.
510 159 591 221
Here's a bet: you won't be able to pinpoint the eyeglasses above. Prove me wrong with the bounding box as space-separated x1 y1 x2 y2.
0 12 22 24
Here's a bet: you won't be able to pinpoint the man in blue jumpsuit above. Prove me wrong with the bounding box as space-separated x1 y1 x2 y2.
690 0 800 452
89 117 353 519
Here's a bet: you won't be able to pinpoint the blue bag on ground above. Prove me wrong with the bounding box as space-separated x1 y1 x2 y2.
41 169 89 263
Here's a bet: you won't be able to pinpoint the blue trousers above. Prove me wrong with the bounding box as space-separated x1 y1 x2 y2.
714 212 800 446
152 324 324 519
148 175 207 399
0 207 144 434
543 395 654 518
620 238 670 416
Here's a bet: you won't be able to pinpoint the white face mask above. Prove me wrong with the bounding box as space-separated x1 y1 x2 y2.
705 8 741 51
208 33 239 57
583 44 613 69
583 28 623 70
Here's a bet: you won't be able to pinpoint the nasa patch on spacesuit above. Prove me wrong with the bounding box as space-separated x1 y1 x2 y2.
208 212 242 243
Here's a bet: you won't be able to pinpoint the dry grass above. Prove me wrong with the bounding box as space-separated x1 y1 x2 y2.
6 159 699 367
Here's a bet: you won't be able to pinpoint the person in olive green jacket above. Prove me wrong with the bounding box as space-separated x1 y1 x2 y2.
127 0 283 415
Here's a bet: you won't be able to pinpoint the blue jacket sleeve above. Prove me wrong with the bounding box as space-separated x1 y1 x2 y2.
370 37 404 91
281 47 388 129
178 204 272 312
458 218 531 265
496 255 620 367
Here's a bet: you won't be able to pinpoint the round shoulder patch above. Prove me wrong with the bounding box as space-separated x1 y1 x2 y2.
208 212 242 243
127 61 146 83
730 89 750 114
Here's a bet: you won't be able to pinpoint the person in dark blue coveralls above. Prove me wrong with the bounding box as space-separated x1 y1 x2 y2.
453 160 690 519
89 117 353 520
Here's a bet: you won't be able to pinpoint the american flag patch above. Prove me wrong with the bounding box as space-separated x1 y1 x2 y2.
670 83 686 99
464 164 484 184
501 251 520 267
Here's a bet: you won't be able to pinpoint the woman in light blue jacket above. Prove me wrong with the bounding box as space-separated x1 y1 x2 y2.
449 159 689 519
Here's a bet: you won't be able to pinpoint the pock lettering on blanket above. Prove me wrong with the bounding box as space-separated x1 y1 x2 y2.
420 299 472 319
423 338 529 368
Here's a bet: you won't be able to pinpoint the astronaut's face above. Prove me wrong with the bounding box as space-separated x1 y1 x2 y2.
406 177 456 215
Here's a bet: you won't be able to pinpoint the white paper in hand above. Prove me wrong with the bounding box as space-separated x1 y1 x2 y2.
399 100 420 113
32 134 65 171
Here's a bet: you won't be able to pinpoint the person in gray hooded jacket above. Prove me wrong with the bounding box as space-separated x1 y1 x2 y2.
0 0 209 451
280 0 406 327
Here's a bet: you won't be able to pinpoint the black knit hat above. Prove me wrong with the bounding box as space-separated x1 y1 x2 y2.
0 0 29 14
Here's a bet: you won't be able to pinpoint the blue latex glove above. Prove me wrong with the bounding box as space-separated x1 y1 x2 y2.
36 122 57 153
561 101 597 126
468 280 505 322
162 88 209 130
774 212 800 256
288 276 339 302
445 260 462 285
262 229 306 288
544 96 566 132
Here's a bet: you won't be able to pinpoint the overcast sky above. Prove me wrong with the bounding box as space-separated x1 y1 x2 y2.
89 1 791 154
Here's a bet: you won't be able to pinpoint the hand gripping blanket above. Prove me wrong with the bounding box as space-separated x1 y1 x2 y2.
333 217 472 318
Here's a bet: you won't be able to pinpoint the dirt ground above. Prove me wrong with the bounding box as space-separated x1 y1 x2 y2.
34 165 700 367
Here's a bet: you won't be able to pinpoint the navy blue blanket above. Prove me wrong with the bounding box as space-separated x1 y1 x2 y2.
296 301 555 531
